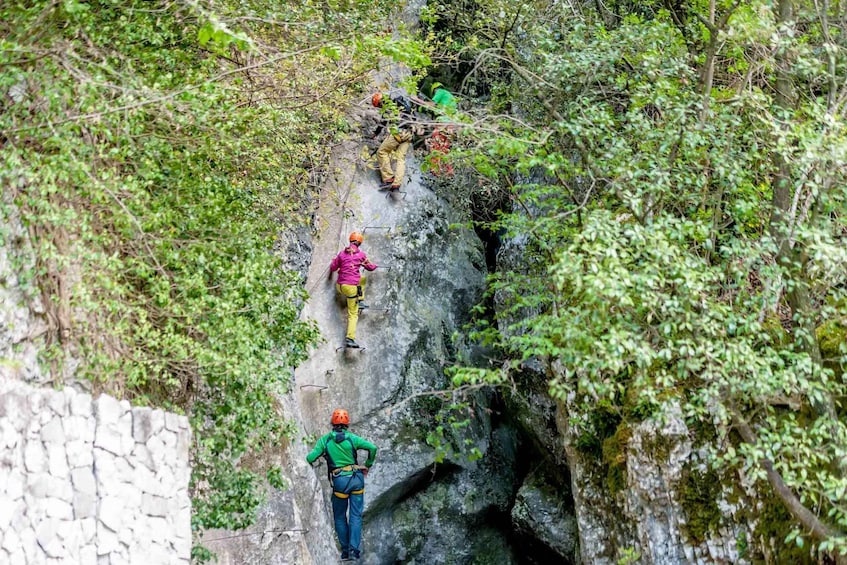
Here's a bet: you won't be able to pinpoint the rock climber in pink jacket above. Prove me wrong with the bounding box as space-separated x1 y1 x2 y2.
329 232 378 348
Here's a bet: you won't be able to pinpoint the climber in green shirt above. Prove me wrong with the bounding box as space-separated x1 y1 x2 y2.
430 82 457 111
306 408 378 561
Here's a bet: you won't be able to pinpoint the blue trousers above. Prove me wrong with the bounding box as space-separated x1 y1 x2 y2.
331 472 365 558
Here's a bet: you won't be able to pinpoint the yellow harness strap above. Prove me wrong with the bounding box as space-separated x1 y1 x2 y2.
332 464 367 476
333 488 364 499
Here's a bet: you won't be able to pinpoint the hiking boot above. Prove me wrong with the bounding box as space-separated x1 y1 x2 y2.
357 301 369 310
345 338 360 348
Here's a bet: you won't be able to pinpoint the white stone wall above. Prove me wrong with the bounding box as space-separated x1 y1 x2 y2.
0 379 192 564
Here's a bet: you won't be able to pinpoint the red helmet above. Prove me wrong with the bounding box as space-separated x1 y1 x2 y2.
372 92 384 107
349 231 364 245
331 409 350 426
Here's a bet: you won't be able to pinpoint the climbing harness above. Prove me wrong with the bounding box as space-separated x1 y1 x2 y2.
332 464 367 476
331 475 365 499
322 433 367 498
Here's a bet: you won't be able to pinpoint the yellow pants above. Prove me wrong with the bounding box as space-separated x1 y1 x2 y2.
377 131 412 184
336 281 364 339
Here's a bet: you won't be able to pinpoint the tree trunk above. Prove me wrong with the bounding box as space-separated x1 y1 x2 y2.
768 0 829 387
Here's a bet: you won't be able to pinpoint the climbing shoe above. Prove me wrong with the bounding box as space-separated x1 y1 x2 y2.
389 183 400 191
345 338 360 348
357 301 369 310
378 178 395 189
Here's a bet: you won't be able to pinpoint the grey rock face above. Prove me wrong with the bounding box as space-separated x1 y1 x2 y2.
208 127 528 563
289 143 497 564
511 469 579 561
557 386 757 564
364 423 521 565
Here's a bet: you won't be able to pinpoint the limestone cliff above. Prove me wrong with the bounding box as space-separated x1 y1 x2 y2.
207 107 514 563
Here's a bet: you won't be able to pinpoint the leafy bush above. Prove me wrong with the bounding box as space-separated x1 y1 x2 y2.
0 0 425 554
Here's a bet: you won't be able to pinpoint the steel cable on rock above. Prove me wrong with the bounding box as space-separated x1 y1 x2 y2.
305 153 360 294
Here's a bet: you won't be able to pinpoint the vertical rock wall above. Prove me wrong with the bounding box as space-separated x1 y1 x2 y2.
556 396 755 565
206 98 524 562
0 379 192 565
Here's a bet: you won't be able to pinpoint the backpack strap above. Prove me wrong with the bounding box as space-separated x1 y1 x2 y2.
322 431 358 471
391 94 412 114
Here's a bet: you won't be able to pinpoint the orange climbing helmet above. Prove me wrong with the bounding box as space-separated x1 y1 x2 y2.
331 409 350 426
349 231 364 245
372 92 384 107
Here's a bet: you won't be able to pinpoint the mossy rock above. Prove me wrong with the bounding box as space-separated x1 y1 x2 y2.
761 313 790 345
816 318 846 371
679 467 721 544
602 423 631 495
469 525 517 565
392 505 426 556
576 402 622 459
396 417 428 443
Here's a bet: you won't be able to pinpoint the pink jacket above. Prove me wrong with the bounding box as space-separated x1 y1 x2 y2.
330 245 377 286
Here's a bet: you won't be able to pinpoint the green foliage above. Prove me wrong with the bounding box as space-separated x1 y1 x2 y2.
436 0 847 555
0 0 424 555
617 547 642 565
266 465 287 491
425 400 484 464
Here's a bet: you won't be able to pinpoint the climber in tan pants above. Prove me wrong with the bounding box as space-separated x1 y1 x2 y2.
371 92 418 190
377 130 413 190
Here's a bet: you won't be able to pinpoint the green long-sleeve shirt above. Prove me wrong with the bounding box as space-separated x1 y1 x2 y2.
432 88 456 111
306 429 377 475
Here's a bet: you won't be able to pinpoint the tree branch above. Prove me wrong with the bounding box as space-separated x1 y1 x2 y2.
3 41 338 135
730 406 844 542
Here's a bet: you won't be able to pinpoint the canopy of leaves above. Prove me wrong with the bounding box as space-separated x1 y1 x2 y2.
435 0 847 555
